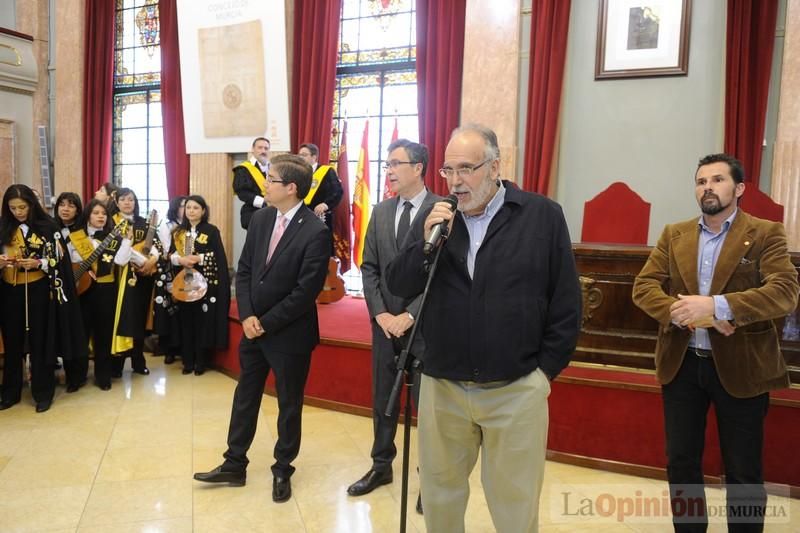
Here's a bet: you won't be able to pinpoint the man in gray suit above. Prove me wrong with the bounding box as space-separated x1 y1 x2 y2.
346 139 440 512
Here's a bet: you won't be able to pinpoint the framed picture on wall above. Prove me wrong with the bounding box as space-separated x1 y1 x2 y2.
595 0 692 80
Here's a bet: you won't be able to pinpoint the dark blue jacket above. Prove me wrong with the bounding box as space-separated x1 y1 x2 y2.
386 181 581 382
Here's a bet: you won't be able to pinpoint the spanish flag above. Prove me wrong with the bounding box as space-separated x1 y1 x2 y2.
352 120 371 268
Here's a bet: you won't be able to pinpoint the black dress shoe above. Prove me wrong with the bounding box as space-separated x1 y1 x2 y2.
35 400 52 413
416 493 423 514
0 400 19 410
98 383 112 391
164 354 176 364
347 469 393 496
194 369 205 376
272 476 291 503
182 368 193 375
66 383 80 393
133 367 150 375
193 466 246 486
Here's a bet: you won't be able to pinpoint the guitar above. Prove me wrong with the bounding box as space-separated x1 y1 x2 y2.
72 220 128 295
316 257 345 304
171 230 209 303
128 209 158 285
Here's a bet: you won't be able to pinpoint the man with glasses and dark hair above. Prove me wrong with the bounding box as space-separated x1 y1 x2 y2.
346 139 440 513
297 143 344 242
386 124 582 532
195 154 331 504
233 137 271 229
633 153 798 531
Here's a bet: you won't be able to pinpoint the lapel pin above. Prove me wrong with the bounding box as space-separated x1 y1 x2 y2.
298 218 303 224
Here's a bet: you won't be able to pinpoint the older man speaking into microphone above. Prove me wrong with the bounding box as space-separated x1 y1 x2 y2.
386 123 582 533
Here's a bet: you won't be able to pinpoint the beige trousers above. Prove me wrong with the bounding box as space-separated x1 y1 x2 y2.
418 369 551 533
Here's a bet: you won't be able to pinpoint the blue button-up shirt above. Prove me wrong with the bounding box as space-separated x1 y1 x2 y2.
691 210 737 350
461 181 506 278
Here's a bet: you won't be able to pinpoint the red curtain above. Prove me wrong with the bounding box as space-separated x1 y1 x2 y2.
417 0 466 196
159 0 190 197
724 0 779 187
82 0 116 200
522 0 571 195
291 0 342 163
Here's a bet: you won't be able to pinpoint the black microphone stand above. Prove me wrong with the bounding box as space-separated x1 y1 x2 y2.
385 227 449 533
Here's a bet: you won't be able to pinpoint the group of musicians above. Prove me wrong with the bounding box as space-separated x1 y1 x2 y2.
0 138 344 415
0 182 231 413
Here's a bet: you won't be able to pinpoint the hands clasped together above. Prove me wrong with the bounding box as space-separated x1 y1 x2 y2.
670 294 736 336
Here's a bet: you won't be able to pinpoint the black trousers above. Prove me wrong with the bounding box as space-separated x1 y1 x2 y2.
662 351 769 533
80 281 116 387
223 338 311 478
112 275 153 374
177 300 209 372
1 279 54 404
112 338 148 374
370 325 420 473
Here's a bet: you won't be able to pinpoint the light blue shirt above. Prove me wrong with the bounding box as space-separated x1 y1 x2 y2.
691 209 737 350
460 181 506 279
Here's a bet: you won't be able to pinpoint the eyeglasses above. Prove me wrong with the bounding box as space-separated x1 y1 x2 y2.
438 159 492 179
267 178 287 184
382 160 418 171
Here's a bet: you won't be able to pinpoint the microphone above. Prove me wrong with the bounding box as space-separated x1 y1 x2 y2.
423 194 458 255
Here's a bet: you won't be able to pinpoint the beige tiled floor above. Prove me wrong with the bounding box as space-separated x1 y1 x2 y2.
0 355 796 532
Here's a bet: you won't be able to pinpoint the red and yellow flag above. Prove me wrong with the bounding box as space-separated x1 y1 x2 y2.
382 118 399 200
352 120 371 268
333 121 352 273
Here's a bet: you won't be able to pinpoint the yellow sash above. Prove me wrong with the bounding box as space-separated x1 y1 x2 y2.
173 228 187 256
111 262 134 354
2 228 46 284
304 165 330 205
235 161 267 196
109 213 134 353
70 229 96 262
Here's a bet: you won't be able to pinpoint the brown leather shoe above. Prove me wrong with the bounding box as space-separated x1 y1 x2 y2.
272 476 291 502
347 469 393 496
193 465 246 486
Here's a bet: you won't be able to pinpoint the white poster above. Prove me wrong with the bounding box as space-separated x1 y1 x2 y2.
177 0 291 153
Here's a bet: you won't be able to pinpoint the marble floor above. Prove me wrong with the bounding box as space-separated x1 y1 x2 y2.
0 355 796 532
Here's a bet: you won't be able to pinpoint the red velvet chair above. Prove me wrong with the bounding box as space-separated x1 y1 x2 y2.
581 182 651 245
738 185 784 223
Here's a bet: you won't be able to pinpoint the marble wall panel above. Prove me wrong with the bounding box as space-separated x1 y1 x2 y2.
461 0 521 182
0 120 14 191
53 0 84 196
772 0 800 250
190 153 233 266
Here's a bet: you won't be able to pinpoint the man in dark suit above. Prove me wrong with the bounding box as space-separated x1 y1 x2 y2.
346 139 440 512
232 137 271 229
298 142 344 253
386 124 582 532
633 153 799 532
194 154 331 503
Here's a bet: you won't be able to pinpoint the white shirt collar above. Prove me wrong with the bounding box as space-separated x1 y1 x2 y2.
279 201 304 223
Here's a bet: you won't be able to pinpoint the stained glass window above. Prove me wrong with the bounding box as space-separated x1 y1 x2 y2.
112 0 167 216
331 0 419 206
